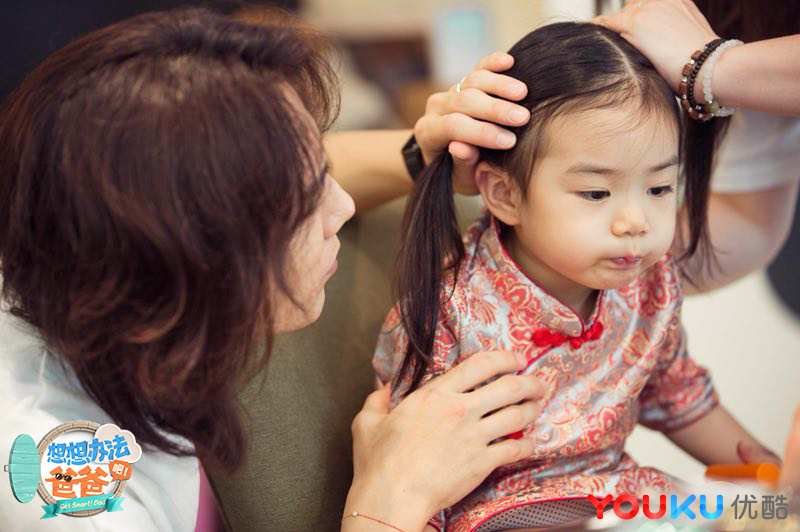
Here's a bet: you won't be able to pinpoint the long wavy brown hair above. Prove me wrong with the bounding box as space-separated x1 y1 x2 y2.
0 7 339 472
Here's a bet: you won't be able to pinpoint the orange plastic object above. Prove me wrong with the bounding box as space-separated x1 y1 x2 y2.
705 463 781 487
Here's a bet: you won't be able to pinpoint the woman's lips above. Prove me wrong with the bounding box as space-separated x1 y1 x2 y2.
326 258 338 276
324 239 341 278
609 256 643 267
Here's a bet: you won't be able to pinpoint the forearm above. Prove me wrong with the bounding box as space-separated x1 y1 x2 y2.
325 129 413 214
676 180 799 294
697 35 800 116
342 479 432 532
665 404 766 465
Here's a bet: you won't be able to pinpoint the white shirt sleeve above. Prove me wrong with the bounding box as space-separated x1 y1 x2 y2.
711 109 800 193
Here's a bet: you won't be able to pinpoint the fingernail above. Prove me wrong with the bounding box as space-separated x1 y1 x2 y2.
497 131 516 148
516 352 526 366
507 83 525 98
508 108 528 123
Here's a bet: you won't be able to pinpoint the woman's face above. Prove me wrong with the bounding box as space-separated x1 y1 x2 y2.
272 157 355 334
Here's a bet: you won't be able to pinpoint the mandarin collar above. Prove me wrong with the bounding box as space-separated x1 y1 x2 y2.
480 215 605 341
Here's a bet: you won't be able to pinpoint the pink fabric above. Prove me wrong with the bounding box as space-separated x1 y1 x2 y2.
195 460 225 532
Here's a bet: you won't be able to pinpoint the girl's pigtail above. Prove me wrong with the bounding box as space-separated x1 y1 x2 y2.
393 152 465 397
679 116 729 286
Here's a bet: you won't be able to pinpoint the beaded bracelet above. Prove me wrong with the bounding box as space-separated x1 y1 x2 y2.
678 38 725 121
702 39 744 118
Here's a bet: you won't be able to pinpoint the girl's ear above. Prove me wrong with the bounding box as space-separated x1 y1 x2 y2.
476 161 522 226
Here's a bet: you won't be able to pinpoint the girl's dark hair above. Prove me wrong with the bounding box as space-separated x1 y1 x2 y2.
394 22 681 396
682 0 800 278
0 7 338 472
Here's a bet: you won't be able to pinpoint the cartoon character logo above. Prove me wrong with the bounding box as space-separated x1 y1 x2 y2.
5 421 141 519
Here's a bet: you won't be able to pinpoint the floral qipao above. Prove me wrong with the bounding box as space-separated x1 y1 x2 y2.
372 213 719 531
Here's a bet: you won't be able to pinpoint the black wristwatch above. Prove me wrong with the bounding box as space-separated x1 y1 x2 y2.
401 134 426 182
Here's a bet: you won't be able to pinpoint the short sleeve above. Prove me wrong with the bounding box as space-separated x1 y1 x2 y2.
711 109 800 193
637 309 719 432
372 296 463 409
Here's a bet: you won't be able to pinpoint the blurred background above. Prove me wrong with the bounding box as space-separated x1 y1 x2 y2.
1 0 797 497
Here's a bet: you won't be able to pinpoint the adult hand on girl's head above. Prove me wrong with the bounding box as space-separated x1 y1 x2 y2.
346 350 545 530
593 0 719 94
414 52 530 196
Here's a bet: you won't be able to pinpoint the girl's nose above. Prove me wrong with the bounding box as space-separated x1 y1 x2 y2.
611 202 650 237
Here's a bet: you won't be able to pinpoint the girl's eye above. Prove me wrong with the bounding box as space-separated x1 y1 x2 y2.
578 190 610 201
648 185 674 197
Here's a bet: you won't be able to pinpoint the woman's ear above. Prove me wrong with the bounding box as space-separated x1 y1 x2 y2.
476 161 522 226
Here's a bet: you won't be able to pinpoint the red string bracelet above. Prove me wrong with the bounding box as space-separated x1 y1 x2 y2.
342 510 406 532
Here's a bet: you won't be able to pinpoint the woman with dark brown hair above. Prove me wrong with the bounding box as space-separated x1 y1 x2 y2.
0 7 545 531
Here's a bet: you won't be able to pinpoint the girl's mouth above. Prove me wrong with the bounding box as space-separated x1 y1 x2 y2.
609 256 643 267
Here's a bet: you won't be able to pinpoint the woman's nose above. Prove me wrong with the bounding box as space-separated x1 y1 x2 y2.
323 177 355 239
611 202 650 237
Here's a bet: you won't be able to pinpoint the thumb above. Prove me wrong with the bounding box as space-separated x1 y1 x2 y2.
361 385 391 415
738 440 782 465
449 141 480 195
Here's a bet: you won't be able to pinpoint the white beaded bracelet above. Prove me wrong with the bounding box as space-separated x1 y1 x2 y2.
702 39 743 118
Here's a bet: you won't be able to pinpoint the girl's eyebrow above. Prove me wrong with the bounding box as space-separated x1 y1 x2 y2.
565 154 680 176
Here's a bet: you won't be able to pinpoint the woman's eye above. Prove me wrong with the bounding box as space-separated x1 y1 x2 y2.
578 190 609 201
648 185 674 197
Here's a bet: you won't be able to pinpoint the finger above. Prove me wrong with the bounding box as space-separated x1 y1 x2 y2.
480 400 543 441
435 350 526 393
444 113 518 149
449 141 478 162
485 437 535 470
459 69 528 101
469 373 546 416
449 142 481 196
449 86 530 125
474 51 514 73
737 441 782 466
736 440 758 463
416 113 517 165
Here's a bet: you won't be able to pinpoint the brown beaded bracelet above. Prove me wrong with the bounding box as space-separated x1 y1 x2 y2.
678 38 725 121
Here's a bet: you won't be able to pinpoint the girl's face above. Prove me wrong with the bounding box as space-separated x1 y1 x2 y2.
488 104 679 299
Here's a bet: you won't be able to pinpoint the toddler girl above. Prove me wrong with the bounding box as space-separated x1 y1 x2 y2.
373 22 772 531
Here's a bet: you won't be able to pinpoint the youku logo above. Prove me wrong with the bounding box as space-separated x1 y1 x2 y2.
588 493 792 521
5 421 142 519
